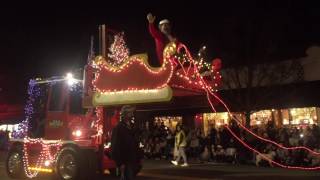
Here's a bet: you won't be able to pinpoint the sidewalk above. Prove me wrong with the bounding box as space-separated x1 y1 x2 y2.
142 159 230 169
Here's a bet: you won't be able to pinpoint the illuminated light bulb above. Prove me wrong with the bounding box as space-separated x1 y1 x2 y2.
44 160 50 167
73 130 82 137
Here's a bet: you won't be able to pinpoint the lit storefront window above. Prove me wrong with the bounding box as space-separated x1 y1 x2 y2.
283 118 289 125
250 110 272 126
154 116 182 132
203 112 229 135
0 124 19 138
289 107 317 125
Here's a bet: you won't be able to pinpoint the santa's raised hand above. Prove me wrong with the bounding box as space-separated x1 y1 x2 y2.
147 13 156 23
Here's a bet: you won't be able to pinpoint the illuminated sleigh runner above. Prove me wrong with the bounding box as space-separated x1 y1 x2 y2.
93 42 222 106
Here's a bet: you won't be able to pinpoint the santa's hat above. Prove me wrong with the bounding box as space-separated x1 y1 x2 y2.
159 19 170 26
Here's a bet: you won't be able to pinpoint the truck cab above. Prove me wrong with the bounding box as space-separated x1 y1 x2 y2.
6 76 130 179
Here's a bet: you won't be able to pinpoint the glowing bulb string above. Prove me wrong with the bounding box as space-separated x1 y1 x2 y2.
200 64 320 170
186 60 192 75
177 42 320 156
23 142 39 178
200 72 320 170
201 55 320 155
206 90 217 113
22 138 62 178
225 125 320 170
208 89 320 156
206 92 320 170
175 56 188 76
176 42 320 170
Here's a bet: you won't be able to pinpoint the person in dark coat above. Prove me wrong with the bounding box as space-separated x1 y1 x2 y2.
111 105 139 180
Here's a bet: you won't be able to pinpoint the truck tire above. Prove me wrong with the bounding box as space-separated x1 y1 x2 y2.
6 146 25 179
55 147 85 180
55 147 97 180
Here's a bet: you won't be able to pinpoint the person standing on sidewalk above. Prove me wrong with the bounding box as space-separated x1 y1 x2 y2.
171 124 188 166
111 105 139 180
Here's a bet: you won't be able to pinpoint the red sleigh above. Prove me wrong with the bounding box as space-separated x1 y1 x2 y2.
92 42 221 106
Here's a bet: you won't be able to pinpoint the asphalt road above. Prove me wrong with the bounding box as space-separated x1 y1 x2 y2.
1 158 320 180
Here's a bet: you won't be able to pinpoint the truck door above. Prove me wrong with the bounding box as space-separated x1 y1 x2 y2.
44 82 69 140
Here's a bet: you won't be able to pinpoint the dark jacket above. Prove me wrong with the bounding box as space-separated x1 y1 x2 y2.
111 121 138 166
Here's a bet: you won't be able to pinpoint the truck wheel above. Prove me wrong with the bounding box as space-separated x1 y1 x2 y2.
6 147 25 179
56 147 83 180
55 147 97 180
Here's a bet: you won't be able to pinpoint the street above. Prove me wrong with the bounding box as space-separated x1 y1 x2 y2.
1 159 320 180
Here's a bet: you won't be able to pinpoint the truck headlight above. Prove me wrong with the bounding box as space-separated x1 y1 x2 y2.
72 130 82 137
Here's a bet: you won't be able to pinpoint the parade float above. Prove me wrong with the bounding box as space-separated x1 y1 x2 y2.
4 25 222 179
5 24 320 180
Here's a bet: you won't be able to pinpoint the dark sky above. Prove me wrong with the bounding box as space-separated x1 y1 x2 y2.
1 0 320 103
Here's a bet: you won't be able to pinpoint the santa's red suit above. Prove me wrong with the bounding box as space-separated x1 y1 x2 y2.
149 23 170 65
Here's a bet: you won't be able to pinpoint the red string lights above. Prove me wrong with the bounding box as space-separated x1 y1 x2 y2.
176 42 320 170
22 138 62 178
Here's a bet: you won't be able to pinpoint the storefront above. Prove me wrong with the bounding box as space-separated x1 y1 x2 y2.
0 104 24 138
202 112 230 135
249 107 319 127
154 116 182 132
0 124 19 138
250 110 273 126
199 107 319 135
283 107 319 126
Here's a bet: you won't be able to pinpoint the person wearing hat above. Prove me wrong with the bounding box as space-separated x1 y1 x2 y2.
111 105 139 180
147 13 177 66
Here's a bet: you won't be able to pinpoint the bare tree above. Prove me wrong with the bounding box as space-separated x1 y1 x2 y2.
222 59 303 127
217 3 304 126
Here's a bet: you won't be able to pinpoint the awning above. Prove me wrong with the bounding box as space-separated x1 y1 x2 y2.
134 80 320 115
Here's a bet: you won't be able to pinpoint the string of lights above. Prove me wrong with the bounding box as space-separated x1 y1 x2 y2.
22 137 62 178
12 80 40 139
93 43 176 93
13 36 320 179
108 32 130 66
177 42 320 170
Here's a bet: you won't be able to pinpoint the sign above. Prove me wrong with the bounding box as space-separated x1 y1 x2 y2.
49 119 64 128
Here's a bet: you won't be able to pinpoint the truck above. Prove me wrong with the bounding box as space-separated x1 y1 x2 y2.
5 25 221 179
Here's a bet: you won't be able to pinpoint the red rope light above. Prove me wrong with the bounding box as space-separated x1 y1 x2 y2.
177 42 320 170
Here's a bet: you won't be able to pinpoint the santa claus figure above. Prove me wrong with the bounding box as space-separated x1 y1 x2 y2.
147 13 177 65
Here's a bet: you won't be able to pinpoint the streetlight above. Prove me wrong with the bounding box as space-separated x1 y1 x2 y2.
65 73 76 86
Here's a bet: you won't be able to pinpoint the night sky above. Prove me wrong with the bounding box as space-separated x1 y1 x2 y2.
1 0 320 103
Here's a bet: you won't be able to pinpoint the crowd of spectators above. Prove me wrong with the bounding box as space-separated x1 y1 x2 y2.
140 120 320 167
